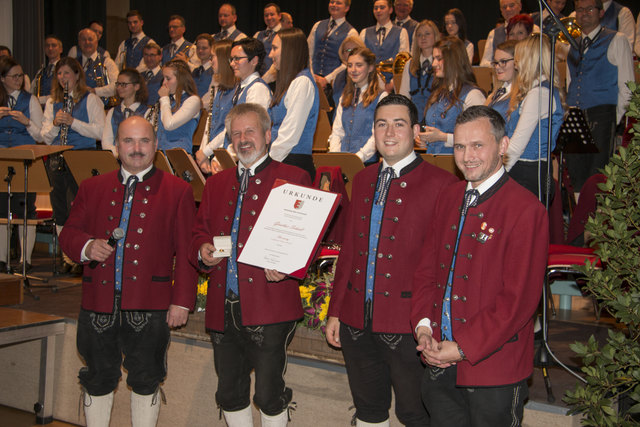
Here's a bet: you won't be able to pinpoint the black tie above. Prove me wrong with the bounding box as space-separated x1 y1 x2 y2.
124 175 138 203
232 84 242 105
323 20 336 41
353 87 361 107
170 44 177 57
376 167 395 205
220 29 228 39
239 168 250 195
45 63 54 77
265 29 274 40
489 87 506 106
194 65 204 77
129 37 138 49
8 96 16 109
143 70 153 81
124 107 133 118
461 189 479 216
377 27 386 45
581 37 591 56
421 59 431 75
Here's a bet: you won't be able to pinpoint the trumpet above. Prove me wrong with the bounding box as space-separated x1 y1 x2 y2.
557 17 582 44
60 82 73 145
376 51 411 75
93 57 118 108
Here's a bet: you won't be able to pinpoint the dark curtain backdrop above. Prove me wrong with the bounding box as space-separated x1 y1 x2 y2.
13 0 45 78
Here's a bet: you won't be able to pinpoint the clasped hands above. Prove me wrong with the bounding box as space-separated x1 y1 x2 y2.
199 242 286 282
0 107 30 126
416 326 464 368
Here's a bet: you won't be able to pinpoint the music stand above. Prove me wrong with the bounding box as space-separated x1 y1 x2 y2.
154 151 174 174
164 148 206 202
0 145 70 299
213 148 236 170
63 150 120 186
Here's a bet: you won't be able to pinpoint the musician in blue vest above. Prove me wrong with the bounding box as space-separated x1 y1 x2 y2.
115 10 154 71
268 28 319 180
308 0 358 95
191 34 215 98
419 37 485 155
32 35 63 106
213 3 247 42
480 0 523 67
0 56 44 272
329 48 387 163
394 0 418 46
565 0 634 192
41 57 105 273
254 3 282 76
360 0 409 93
102 69 149 155
141 43 163 106
75 28 119 103
331 36 367 112
156 60 201 153
68 22 111 63
399 20 440 123
570 0 635 51
504 34 564 201
484 40 517 121
162 15 197 67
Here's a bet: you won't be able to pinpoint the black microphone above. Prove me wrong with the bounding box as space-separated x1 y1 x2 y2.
89 227 125 269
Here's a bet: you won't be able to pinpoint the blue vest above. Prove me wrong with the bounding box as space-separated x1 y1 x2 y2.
145 71 163 106
37 64 55 97
567 29 617 110
157 94 199 153
214 28 243 41
505 81 564 161
601 1 623 32
256 30 276 75
364 26 401 82
409 61 433 123
162 40 193 65
332 69 347 107
340 91 382 157
125 35 150 69
77 51 108 90
269 69 319 155
209 87 235 148
192 66 214 98
492 26 508 55
489 95 510 122
425 85 473 154
397 18 418 46
0 91 35 147
312 19 354 76
52 92 95 149
110 103 149 139
236 77 270 105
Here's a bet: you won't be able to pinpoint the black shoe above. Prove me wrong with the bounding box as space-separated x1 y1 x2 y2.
17 262 33 273
0 261 7 273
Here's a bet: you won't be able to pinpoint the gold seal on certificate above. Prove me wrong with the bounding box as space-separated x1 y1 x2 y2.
237 180 341 278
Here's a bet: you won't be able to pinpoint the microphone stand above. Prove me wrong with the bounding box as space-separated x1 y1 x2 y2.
4 166 15 273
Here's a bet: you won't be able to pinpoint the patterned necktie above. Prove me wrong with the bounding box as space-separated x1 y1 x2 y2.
489 87 506 107
194 65 204 78
375 167 395 205
170 44 177 57
83 58 91 71
169 94 175 104
143 70 153 81
220 29 228 39
239 167 250 194
124 175 138 203
8 96 16 109
421 58 431 75
323 19 336 41
581 36 591 56
45 63 53 78
353 87 361 107
128 37 138 49
124 107 133 119
377 27 386 45
231 84 242 105
461 189 479 216
265 29 274 40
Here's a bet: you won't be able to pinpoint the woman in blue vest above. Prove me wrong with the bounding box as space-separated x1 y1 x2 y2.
268 28 319 180
485 40 518 120
102 69 149 155
0 56 44 271
331 36 367 114
418 37 485 154
195 40 236 174
505 33 565 201
443 9 474 64
329 48 386 164
41 57 105 273
156 59 201 154
398 20 440 124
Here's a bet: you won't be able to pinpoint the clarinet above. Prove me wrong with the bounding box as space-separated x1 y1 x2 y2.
148 101 160 133
207 84 216 143
59 82 72 145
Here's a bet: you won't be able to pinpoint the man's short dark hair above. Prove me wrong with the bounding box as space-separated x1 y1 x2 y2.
221 3 237 15
374 94 419 126
126 10 143 20
264 2 281 13
169 15 186 26
0 45 12 56
232 38 265 72
456 105 506 142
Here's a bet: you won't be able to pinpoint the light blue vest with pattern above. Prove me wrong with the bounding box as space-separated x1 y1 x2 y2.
340 91 382 155
210 87 235 148
256 30 276 75
332 69 347 107
409 67 433 123
52 92 95 149
193 66 214 98
425 85 473 154
125 36 150 68
110 103 149 138
146 71 163 106
601 1 623 32
157 94 199 153
0 91 34 147
269 69 319 155
313 19 354 76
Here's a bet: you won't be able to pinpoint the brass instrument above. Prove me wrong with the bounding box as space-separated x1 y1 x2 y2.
557 17 582 44
376 51 411 75
207 84 215 143
93 56 118 108
33 63 45 98
147 101 160 133
60 82 73 145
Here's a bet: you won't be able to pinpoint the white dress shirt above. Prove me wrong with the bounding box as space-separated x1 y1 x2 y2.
398 55 432 99
41 92 105 144
159 94 201 130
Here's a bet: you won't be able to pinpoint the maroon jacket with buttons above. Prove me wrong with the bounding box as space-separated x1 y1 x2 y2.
60 168 197 313
328 157 458 334
411 174 549 386
189 157 311 332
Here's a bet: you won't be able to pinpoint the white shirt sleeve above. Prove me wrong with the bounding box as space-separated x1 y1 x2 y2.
479 29 496 67
617 6 636 52
399 58 412 98
308 22 320 72
115 40 126 70
328 101 345 153
159 95 201 130
608 32 634 123
356 91 388 162
40 99 58 144
70 93 106 140
68 46 78 59
505 85 556 170
269 76 316 162
201 129 226 157
445 89 486 147
359 28 367 42
245 83 272 110
101 108 117 155
93 57 118 98
466 42 475 64
26 95 44 142
399 28 410 53
415 318 433 335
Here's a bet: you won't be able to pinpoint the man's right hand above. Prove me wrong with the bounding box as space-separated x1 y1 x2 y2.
326 316 341 348
199 242 223 266
195 150 212 174
86 239 115 263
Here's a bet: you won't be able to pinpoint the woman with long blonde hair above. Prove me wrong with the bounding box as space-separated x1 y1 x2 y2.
328 48 386 163
505 33 565 200
418 36 485 154
156 59 201 153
